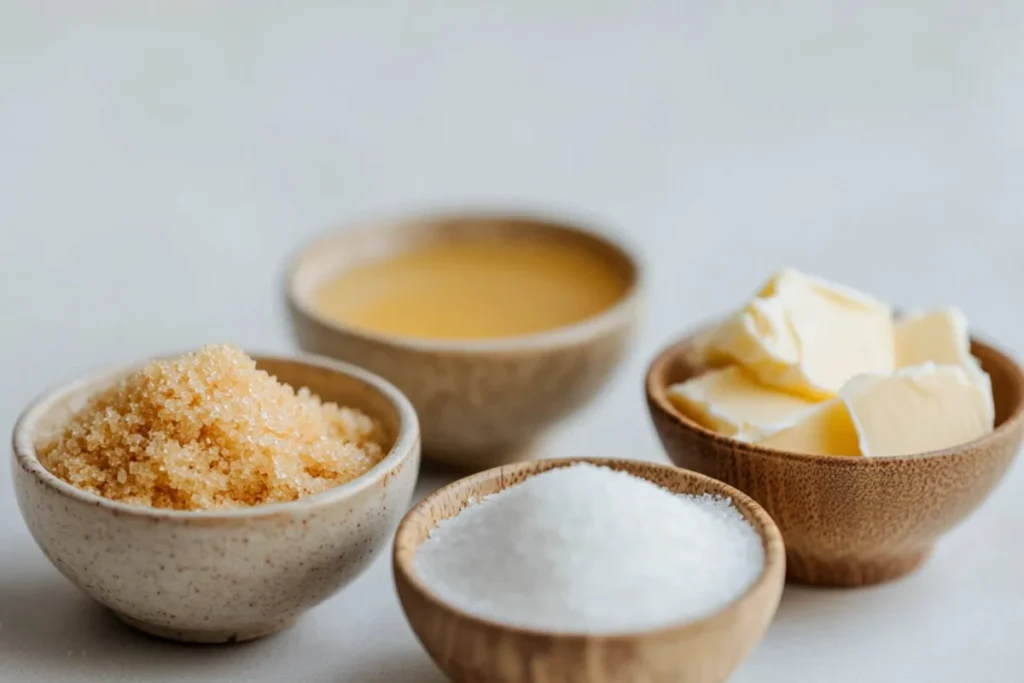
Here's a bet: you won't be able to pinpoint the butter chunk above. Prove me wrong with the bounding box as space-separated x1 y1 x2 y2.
755 398 862 457
702 269 894 400
895 307 971 367
895 307 994 427
841 363 992 457
667 366 818 441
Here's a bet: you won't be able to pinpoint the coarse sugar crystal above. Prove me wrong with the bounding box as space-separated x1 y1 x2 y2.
36 344 385 511
414 463 765 633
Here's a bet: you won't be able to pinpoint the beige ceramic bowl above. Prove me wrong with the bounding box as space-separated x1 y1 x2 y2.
285 211 642 470
393 458 785 683
12 353 420 643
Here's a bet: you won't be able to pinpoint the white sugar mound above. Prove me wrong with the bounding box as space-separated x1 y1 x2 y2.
414 463 765 634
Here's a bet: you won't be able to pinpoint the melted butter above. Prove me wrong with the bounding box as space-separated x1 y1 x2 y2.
313 240 631 340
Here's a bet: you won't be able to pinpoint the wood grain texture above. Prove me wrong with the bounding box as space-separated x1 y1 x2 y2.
393 457 785 683
645 332 1024 587
285 212 642 471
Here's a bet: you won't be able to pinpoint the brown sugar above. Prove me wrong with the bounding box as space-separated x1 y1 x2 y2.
36 345 386 511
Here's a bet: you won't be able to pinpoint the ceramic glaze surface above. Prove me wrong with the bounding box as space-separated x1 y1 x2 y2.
288 215 642 469
13 355 421 643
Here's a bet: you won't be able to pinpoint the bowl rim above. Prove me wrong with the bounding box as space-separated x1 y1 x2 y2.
12 350 421 523
392 456 785 642
645 330 1024 466
283 207 645 355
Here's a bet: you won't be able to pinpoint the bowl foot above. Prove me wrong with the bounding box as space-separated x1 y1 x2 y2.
424 439 542 471
786 547 933 587
112 611 297 644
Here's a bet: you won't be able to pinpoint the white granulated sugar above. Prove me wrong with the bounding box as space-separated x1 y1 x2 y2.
415 463 765 633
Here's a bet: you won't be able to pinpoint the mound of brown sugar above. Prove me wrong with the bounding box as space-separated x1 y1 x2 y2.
37 345 385 511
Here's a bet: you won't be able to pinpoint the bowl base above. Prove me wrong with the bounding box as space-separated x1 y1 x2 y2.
424 439 542 471
112 611 297 644
786 546 933 587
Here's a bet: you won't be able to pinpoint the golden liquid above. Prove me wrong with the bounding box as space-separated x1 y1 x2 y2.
313 241 631 340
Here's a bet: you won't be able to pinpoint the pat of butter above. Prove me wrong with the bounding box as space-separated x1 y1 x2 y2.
755 398 862 456
895 307 994 428
701 269 894 400
841 363 992 457
756 363 992 457
667 366 817 441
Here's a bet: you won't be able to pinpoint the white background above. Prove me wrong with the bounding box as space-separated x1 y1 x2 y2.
2 2 1023 681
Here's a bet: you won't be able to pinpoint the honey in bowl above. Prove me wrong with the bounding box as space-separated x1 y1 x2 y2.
312 239 632 341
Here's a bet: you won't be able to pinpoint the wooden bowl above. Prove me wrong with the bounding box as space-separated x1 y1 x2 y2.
645 331 1024 587
393 458 785 683
13 353 421 643
285 211 642 470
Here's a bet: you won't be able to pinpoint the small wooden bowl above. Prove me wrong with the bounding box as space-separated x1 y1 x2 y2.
645 332 1024 587
393 458 785 683
285 211 642 470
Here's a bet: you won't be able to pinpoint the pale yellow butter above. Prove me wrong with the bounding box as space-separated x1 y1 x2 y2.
667 366 817 441
755 363 991 457
895 307 970 367
755 398 862 456
895 307 994 428
702 269 894 400
841 363 991 457
692 270 996 458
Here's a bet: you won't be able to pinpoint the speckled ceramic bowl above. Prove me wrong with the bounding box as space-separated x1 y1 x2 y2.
12 353 420 644
285 210 643 470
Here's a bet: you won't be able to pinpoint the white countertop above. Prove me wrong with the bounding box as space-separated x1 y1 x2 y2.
2 2 1023 681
